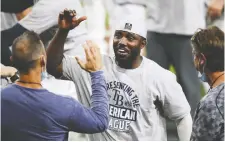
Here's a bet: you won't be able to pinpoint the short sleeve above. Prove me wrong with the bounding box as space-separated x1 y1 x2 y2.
159 72 191 120
62 55 92 107
19 0 58 34
62 55 83 80
19 0 84 34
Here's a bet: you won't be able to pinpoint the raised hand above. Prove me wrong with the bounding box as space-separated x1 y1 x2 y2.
75 41 103 72
207 0 224 20
58 9 87 30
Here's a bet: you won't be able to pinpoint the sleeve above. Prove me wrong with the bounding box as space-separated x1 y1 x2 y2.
176 113 193 141
159 72 191 120
68 71 109 133
19 0 84 34
191 103 223 141
18 0 58 34
62 55 85 81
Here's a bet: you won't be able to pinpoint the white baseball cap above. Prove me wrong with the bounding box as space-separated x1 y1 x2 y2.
115 17 147 39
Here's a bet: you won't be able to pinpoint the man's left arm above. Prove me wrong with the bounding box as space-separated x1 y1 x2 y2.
176 114 192 141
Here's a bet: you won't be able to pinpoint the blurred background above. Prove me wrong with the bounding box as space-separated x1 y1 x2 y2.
1 0 224 140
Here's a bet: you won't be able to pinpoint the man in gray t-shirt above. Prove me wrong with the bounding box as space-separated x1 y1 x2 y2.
47 9 192 140
146 0 206 118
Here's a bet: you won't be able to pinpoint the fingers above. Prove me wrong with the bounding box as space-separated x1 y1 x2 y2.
58 8 86 29
207 6 222 19
59 11 64 20
75 57 85 69
83 40 101 62
87 40 101 55
76 16 87 25
59 9 76 21
83 43 93 61
86 41 95 56
64 9 75 21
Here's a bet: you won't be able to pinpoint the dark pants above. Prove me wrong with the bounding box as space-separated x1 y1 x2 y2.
146 32 201 140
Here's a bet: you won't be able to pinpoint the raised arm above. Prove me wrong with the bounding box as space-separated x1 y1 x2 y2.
46 9 86 78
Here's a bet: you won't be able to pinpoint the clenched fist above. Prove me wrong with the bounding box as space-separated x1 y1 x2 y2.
58 9 87 30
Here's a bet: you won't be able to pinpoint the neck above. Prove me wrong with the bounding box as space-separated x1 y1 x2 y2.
117 56 143 69
208 71 224 88
16 70 42 89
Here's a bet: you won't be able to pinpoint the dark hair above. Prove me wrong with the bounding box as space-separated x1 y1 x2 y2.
12 31 45 74
191 26 224 72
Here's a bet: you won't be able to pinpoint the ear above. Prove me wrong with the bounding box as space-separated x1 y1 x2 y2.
40 55 46 67
199 53 206 65
10 56 13 62
140 39 146 49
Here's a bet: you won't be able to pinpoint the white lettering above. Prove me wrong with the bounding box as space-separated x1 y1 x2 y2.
113 107 117 117
119 108 125 119
109 106 114 116
109 105 137 121
109 118 113 128
125 121 131 130
124 109 130 119
109 119 131 131
113 119 119 129
130 111 136 120
119 120 125 129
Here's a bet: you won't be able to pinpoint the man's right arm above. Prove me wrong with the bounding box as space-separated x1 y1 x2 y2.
46 28 69 78
46 9 87 78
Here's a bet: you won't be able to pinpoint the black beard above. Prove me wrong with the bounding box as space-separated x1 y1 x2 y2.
115 47 141 69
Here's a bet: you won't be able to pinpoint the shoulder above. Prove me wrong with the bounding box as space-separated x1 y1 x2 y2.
1 84 17 94
102 55 115 68
143 57 177 82
197 93 223 120
200 86 224 111
102 54 114 62
62 55 79 68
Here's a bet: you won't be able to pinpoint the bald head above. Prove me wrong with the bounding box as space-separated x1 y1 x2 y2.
11 31 45 73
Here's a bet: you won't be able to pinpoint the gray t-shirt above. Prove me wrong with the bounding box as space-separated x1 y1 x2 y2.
19 0 88 55
62 55 191 140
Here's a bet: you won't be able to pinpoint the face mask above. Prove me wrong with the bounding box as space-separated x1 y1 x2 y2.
41 70 48 81
197 56 209 82
199 73 209 82
41 56 48 81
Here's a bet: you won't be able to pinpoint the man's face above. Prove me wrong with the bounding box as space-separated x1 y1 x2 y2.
113 30 144 62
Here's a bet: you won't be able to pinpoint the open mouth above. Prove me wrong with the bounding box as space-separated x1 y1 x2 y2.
117 48 129 57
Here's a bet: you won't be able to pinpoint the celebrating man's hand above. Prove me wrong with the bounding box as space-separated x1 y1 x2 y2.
58 9 87 30
207 0 224 20
75 41 103 72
